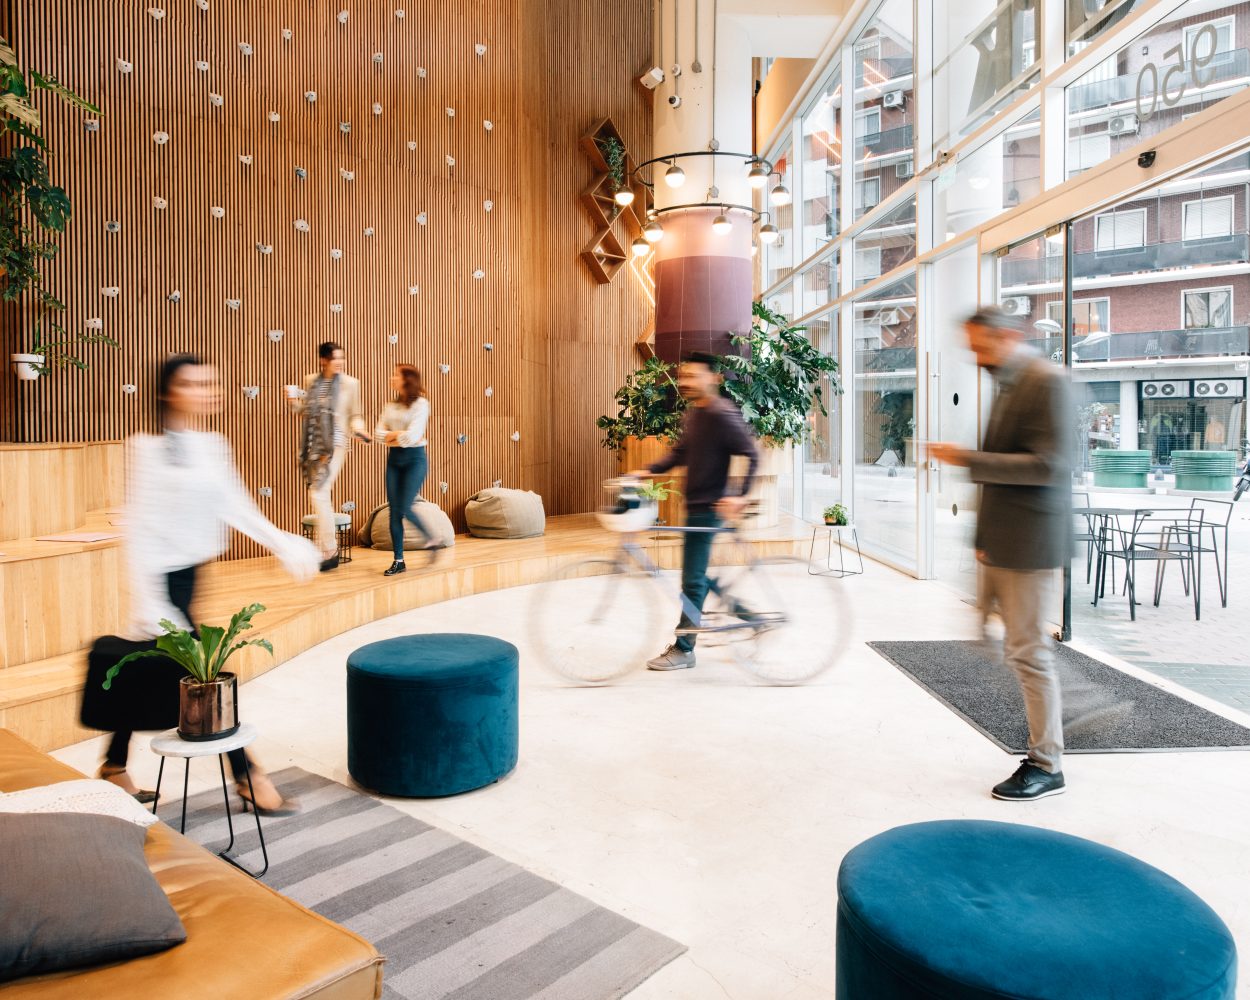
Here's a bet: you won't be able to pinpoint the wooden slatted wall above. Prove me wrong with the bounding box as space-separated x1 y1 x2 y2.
2 0 652 554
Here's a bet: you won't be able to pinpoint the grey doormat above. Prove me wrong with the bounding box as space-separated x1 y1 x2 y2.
869 640 1250 753
167 768 685 1000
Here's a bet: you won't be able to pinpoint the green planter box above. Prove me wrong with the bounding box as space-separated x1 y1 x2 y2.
1171 450 1236 492
1091 449 1151 489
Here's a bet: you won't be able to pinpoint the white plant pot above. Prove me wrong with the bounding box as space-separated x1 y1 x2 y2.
11 354 44 380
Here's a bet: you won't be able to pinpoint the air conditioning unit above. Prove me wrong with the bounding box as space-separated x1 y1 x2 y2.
1109 113 1139 137
1001 296 1031 315
895 159 914 179
883 90 905 109
1194 378 1245 398
877 309 901 325
1140 380 1191 399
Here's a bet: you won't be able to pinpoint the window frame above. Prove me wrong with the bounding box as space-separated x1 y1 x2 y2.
1094 207 1147 252
1181 285 1234 330
855 176 882 213
1184 16 1235 63
1181 194 1235 242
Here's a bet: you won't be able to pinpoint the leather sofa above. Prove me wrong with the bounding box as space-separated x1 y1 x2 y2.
0 729 383 998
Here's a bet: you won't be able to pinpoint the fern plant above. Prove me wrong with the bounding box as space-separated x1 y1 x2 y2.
102 604 274 689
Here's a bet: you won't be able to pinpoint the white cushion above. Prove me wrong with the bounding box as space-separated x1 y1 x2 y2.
0 779 159 828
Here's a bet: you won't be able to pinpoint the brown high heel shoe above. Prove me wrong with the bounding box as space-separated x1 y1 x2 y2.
98 764 158 804
234 772 301 817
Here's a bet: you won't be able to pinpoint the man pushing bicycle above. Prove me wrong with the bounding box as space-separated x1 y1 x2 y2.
629 352 759 671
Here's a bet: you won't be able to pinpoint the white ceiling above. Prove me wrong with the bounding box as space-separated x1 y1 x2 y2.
720 0 850 58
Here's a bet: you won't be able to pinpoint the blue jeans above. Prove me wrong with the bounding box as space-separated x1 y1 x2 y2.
675 509 723 652
385 446 429 559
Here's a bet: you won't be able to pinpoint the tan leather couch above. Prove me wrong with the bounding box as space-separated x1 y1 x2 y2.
0 729 383 999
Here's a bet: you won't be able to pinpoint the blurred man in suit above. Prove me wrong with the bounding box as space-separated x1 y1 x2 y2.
930 307 1073 801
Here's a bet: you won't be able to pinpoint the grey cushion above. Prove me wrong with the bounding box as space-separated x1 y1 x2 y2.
362 500 456 551
465 488 545 539
0 813 186 981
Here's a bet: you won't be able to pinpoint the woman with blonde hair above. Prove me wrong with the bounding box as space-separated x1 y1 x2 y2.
375 363 438 575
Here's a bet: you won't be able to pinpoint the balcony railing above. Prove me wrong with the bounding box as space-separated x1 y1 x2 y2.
855 124 914 156
1029 326 1250 364
1067 48 1250 114
1000 233 1250 285
855 57 913 86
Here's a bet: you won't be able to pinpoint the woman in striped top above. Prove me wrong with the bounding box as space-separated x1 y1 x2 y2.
375 364 435 575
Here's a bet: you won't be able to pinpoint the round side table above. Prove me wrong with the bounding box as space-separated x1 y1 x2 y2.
808 523 864 578
150 722 269 878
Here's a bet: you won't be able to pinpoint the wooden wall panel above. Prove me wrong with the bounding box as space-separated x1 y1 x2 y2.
3 0 652 554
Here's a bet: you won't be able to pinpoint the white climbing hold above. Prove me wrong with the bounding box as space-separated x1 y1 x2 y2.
268 329 284 342
475 43 487 56
168 290 182 303
406 140 417 150
395 9 406 19
484 386 493 397
209 92 224 107
473 270 485 280
149 8 165 19
510 431 520 442
122 383 137 394
195 0 208 9
372 102 382 116
372 52 383 64
210 205 225 218
408 285 419 295
330 303 343 313
388 333 399 345
238 42 253 56
153 131 170 144
117 59 133 74
258 486 272 498
439 481 448 494
102 286 120 298
438 364 450 375
268 110 280 123
445 155 455 167
242 385 259 399
416 212 427 226
445 107 455 117
483 342 493 350
226 298 241 310
105 221 121 233
339 120 351 134
456 434 468 445
337 9 348 24
86 317 103 330
483 119 493 131
195 60 209 71
330 248 343 260
152 195 167 209
305 90 317 102
492 479 502 489
294 218 310 232
339 168 354 181
483 199 493 212
282 28 292 41
256 243 273 254
239 153 253 165
84 119 100 131
363 226 374 237
416 67 426 78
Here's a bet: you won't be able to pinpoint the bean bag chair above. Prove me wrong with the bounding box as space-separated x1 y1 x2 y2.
465 488 545 539
360 500 456 551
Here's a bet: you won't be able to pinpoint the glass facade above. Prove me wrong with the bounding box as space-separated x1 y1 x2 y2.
759 0 1250 580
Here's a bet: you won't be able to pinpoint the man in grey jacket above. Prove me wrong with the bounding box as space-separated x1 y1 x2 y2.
929 307 1073 801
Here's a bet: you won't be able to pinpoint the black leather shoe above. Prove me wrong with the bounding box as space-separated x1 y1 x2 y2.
383 560 407 576
319 554 340 573
992 759 1066 801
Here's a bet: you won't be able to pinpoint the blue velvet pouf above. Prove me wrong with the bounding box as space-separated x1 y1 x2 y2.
347 633 519 797
836 820 1236 1000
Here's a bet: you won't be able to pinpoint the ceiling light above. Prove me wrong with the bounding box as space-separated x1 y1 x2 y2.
643 219 665 242
631 236 650 257
758 223 780 244
711 212 733 235
747 163 769 188
614 187 636 206
770 184 791 205
664 163 685 188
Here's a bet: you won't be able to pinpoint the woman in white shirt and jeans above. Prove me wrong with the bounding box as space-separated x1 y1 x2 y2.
375 364 435 576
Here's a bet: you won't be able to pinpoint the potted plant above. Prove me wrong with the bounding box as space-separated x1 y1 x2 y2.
2 36 112 376
717 300 842 525
597 135 627 215
101 604 273 741
822 503 849 526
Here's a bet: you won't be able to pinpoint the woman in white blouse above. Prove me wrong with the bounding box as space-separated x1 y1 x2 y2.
106 354 320 813
375 364 437 576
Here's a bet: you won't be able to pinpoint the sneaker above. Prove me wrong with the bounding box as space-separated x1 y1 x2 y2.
991 759 1066 801
646 645 696 671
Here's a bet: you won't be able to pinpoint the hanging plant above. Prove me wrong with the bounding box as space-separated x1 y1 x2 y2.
1 36 113 373
597 135 627 195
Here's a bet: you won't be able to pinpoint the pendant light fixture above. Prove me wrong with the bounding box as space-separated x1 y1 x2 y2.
614 187 636 206
758 222 780 244
747 162 769 188
711 211 733 235
643 218 665 243
770 183 791 206
664 162 686 188
631 236 650 257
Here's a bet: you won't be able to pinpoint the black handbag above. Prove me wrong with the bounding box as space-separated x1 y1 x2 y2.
80 635 183 733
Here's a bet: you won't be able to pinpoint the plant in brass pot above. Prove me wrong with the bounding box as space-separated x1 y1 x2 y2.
102 604 272 741
596 356 686 453
1 35 114 378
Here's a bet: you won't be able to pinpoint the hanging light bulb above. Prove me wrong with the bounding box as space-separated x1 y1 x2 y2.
711 211 733 235
758 223 780 244
643 218 665 243
747 163 769 188
751 241 759 257
770 184 792 206
631 236 650 257
664 162 685 188
614 187 635 206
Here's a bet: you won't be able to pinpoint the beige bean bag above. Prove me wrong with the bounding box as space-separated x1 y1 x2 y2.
465 488 545 539
361 500 456 551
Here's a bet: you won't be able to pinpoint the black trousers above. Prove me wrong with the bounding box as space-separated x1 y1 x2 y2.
104 565 250 780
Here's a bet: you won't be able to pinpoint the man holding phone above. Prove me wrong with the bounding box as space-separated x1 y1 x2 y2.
289 341 370 571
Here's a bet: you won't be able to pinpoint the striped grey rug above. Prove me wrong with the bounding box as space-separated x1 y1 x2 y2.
164 768 685 999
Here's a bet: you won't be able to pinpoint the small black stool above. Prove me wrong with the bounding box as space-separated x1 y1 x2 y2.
301 512 353 563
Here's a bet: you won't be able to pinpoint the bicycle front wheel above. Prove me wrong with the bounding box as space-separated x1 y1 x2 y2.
528 559 665 684
715 556 849 684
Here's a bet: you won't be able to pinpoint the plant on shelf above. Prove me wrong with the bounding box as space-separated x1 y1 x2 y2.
717 300 842 446
597 135 627 197
102 604 273 741
596 356 686 452
822 503 849 526
637 479 679 503
1 35 112 378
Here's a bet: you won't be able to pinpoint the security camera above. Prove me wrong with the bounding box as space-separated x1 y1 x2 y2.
1137 149 1157 168
639 66 665 90
668 94 682 108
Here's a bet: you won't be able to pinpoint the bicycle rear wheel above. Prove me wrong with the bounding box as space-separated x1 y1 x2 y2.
528 559 665 684
712 556 849 684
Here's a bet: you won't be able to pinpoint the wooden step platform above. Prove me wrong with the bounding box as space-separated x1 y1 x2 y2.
0 513 814 750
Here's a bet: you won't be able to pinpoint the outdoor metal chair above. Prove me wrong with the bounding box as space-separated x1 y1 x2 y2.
1095 509 1203 621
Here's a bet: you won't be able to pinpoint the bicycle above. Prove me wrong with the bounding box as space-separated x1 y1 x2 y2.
528 479 850 685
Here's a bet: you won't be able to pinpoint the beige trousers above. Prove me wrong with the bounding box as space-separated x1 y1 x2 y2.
980 565 1064 773
308 447 347 557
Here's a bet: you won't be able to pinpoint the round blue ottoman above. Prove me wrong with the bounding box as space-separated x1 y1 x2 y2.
837 820 1236 999
347 633 519 797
